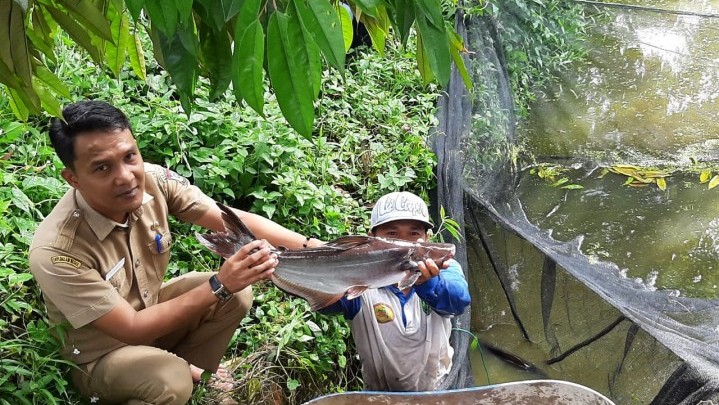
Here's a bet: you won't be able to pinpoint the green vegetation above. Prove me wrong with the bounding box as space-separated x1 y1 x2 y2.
488 0 589 117
0 1 592 403
2 0 468 138
0 29 440 403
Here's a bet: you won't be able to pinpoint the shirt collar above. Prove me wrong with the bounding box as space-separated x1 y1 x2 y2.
75 190 154 241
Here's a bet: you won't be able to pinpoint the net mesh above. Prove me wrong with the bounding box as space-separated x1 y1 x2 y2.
432 5 719 404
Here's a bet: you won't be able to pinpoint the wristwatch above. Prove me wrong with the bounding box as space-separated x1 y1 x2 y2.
209 274 233 302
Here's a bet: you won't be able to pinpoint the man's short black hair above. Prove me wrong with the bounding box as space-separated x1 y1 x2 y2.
49 100 132 169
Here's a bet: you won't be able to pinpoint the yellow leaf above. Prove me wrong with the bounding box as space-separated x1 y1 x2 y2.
656 177 666 191
700 170 712 183
709 175 719 190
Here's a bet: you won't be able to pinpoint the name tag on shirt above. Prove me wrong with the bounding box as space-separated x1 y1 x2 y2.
105 258 126 281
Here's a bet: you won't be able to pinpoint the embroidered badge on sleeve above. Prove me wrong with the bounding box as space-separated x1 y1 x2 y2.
51 256 81 268
164 168 189 186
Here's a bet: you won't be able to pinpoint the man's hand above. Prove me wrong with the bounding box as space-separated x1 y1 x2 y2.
216 239 278 293
415 258 448 285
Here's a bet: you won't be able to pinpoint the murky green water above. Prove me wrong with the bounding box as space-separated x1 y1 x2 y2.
520 0 719 298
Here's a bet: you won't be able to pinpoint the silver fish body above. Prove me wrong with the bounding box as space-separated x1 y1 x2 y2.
197 203 456 310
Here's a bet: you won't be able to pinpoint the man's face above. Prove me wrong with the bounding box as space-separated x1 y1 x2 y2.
372 219 428 242
61 128 145 223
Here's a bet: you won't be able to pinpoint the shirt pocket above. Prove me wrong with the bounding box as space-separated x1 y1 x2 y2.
147 231 172 281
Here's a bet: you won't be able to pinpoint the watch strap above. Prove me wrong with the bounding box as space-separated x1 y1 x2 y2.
209 274 232 302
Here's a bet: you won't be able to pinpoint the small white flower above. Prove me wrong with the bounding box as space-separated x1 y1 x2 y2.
73 348 80 355
90 395 99 403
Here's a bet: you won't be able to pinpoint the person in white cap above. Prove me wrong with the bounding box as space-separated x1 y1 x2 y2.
321 191 471 392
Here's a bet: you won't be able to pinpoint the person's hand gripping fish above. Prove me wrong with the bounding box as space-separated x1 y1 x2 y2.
215 239 278 294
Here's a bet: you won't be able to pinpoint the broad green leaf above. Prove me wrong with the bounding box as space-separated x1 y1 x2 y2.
45 4 103 64
222 0 244 21
363 15 388 55
4 87 30 121
8 81 40 114
156 22 198 113
709 175 719 190
62 0 114 42
415 30 434 86
145 0 178 36
28 8 56 63
0 121 24 144
33 80 63 118
449 32 472 91
415 10 450 87
34 65 71 99
230 0 262 105
0 58 22 89
176 0 193 22
415 0 444 30
194 0 226 32
3 0 32 88
336 4 353 52
27 10 56 63
392 0 415 47
234 0 262 41
267 11 314 139
234 20 265 115
656 177 667 191
125 0 145 21
127 29 146 80
10 187 33 214
294 0 346 75
199 23 232 100
287 2 321 98
353 0 380 18
700 169 711 183
106 5 130 77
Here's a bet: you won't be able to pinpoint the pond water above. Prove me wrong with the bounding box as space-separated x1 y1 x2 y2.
466 0 719 400
521 0 719 299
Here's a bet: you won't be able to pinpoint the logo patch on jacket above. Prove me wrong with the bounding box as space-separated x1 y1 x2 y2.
51 256 81 268
373 303 395 323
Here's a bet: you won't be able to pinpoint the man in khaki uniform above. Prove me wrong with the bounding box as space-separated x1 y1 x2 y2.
29 100 320 404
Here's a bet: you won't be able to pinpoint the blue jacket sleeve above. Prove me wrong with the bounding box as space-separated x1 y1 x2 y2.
413 259 470 316
318 296 362 320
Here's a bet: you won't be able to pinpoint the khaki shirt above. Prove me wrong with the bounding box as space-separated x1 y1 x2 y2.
29 163 214 365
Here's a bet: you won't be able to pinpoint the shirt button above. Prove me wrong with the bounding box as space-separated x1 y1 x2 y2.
143 290 149 298
135 259 140 267
72 210 80 218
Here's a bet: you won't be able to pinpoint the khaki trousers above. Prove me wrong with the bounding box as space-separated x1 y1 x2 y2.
72 272 252 405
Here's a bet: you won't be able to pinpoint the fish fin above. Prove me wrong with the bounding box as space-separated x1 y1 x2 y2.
270 274 344 311
308 293 346 311
217 202 257 240
345 286 369 300
323 236 374 251
397 271 421 290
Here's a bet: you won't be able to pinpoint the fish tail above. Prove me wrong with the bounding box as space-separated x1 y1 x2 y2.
196 203 257 258
195 232 235 258
217 203 257 240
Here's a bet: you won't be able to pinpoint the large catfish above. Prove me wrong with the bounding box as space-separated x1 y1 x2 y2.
197 203 456 310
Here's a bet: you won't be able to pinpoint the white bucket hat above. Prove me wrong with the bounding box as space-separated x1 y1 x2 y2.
370 191 433 231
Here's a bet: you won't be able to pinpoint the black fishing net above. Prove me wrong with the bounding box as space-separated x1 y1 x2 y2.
431 3 719 404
